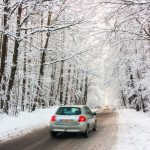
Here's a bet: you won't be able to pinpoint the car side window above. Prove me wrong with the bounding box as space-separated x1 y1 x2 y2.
84 106 92 115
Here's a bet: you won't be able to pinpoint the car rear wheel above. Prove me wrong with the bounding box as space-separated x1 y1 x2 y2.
50 131 57 138
93 122 97 131
83 125 89 138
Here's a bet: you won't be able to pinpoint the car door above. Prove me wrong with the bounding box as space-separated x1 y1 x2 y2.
84 106 95 130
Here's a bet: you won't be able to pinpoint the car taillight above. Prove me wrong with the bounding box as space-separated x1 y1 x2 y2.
79 116 86 122
51 116 56 122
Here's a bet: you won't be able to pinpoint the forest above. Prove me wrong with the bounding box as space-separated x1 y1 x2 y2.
0 0 150 116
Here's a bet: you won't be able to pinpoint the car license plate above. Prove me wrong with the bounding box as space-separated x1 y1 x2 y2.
62 119 72 123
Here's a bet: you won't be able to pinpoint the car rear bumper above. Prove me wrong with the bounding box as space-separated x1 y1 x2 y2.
50 122 87 133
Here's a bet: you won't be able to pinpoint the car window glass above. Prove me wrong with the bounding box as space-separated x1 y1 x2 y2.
56 107 81 115
84 107 92 115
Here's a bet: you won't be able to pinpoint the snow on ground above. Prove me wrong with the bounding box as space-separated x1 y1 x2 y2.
0 106 58 142
116 109 150 150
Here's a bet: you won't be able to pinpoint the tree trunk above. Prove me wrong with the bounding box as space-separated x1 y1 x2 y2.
70 65 76 104
64 64 71 105
0 0 9 83
21 9 28 111
21 39 27 111
6 4 22 114
49 63 57 106
34 11 51 109
0 0 9 110
59 60 64 104
121 90 127 108
128 65 134 88
83 75 88 105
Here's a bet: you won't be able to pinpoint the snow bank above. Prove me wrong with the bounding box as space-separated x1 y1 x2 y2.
116 109 150 150
0 106 58 142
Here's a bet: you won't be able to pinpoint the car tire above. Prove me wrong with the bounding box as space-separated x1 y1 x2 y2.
83 125 89 138
50 131 57 138
93 122 97 131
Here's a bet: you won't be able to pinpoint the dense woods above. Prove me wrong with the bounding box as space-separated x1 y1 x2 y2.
0 0 93 115
0 0 150 115
100 0 150 112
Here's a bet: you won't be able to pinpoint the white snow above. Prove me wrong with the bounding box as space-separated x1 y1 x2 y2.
0 106 58 142
116 109 150 150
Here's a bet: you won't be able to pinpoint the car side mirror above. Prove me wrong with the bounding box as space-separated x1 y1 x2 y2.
92 112 96 116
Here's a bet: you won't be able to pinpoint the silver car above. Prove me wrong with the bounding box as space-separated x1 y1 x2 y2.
50 105 97 138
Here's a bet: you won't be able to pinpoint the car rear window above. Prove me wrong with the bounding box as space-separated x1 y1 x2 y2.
56 107 81 115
